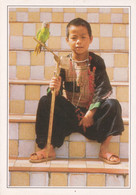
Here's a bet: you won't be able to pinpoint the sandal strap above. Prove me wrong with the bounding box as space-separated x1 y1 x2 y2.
31 150 47 160
105 153 119 161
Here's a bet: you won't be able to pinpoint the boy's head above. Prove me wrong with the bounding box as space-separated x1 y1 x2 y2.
66 18 92 39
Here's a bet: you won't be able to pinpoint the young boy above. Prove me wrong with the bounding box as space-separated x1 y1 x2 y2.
30 18 124 164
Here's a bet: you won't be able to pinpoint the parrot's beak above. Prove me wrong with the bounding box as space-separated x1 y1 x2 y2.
46 23 50 28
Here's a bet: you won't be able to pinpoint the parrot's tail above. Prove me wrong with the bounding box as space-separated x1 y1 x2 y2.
34 43 42 55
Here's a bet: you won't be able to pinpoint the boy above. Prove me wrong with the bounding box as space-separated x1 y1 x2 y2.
30 18 124 164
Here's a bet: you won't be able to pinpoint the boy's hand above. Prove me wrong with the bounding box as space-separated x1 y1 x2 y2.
49 76 61 95
79 109 97 132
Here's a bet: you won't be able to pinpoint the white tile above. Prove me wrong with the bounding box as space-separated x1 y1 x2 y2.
10 36 23 49
120 102 129 118
50 160 68 168
64 13 75 22
86 160 104 168
113 38 125 50
45 52 57 66
114 68 128 81
55 141 69 158
9 66 16 79
89 37 99 50
76 8 87 12
50 23 61 36
10 85 25 100
69 160 86 168
28 8 40 12
87 13 99 23
16 12 28 22
111 13 122 23
69 133 86 141
25 100 38 115
31 161 50 168
100 24 112 37
52 8 63 12
30 66 44 80
19 140 35 157
9 8 16 11
126 24 129 37
86 142 101 158
123 8 129 13
14 160 32 167
9 159 16 167
106 174 124 186
9 123 18 139
68 173 86 186
23 23 36 36
120 143 129 158
99 8 111 13
30 172 48 186
40 86 48 97
109 87 116 99
40 13 52 23
101 53 114 67
61 37 70 50
16 51 30 66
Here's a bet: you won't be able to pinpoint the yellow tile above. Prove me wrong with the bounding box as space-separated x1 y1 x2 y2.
10 172 29 186
16 8 28 12
75 13 87 20
9 140 18 157
99 13 111 23
108 142 120 156
100 37 112 50
25 85 40 100
87 8 99 13
28 12 40 22
91 24 100 37
87 174 105 186
19 123 35 140
125 37 129 50
111 8 123 13
69 142 85 158
63 8 76 13
123 14 129 23
120 125 129 143
114 53 128 67
9 12 16 22
124 174 129 186
44 66 56 80
61 23 68 37
116 86 129 102
10 23 23 36
40 8 52 12
9 51 17 65
23 36 36 50
16 66 30 80
52 13 63 22
9 100 25 114
106 67 113 81
31 51 45 65
49 173 67 186
113 24 126 37
48 37 61 49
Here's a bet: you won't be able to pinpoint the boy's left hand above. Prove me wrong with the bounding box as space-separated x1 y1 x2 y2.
79 109 96 132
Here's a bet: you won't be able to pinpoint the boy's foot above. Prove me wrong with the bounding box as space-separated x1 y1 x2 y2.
99 152 120 164
29 146 56 163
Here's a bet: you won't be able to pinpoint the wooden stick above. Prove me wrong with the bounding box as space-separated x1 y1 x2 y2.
33 37 60 162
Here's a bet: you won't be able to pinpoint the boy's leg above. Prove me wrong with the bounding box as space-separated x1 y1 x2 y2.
30 95 79 162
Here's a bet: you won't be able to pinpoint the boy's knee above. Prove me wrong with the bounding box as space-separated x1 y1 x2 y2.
105 99 121 111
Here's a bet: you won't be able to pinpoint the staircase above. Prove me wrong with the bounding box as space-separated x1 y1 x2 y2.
9 7 129 187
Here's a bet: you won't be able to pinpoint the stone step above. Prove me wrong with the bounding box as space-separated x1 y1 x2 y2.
9 80 129 117
9 157 129 187
9 114 129 159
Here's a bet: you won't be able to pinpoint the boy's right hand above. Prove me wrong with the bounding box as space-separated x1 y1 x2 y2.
49 76 61 95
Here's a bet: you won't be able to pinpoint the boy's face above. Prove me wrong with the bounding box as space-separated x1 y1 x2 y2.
66 25 93 56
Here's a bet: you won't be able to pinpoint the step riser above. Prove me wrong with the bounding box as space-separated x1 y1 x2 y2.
9 83 129 117
9 171 129 187
9 121 129 159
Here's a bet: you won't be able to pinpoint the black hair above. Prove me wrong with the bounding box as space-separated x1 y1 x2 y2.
66 18 92 38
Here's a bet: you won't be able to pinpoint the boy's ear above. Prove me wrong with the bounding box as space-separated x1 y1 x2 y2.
90 36 93 44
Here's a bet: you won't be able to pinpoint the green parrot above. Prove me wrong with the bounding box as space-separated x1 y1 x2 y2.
34 22 50 55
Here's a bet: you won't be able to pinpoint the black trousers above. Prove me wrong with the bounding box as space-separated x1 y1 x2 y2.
35 94 124 149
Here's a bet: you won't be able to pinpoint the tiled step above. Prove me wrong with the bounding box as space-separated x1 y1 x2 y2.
9 158 129 187
9 114 129 159
9 80 129 117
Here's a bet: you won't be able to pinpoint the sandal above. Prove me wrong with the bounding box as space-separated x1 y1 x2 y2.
99 152 120 164
29 149 56 163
